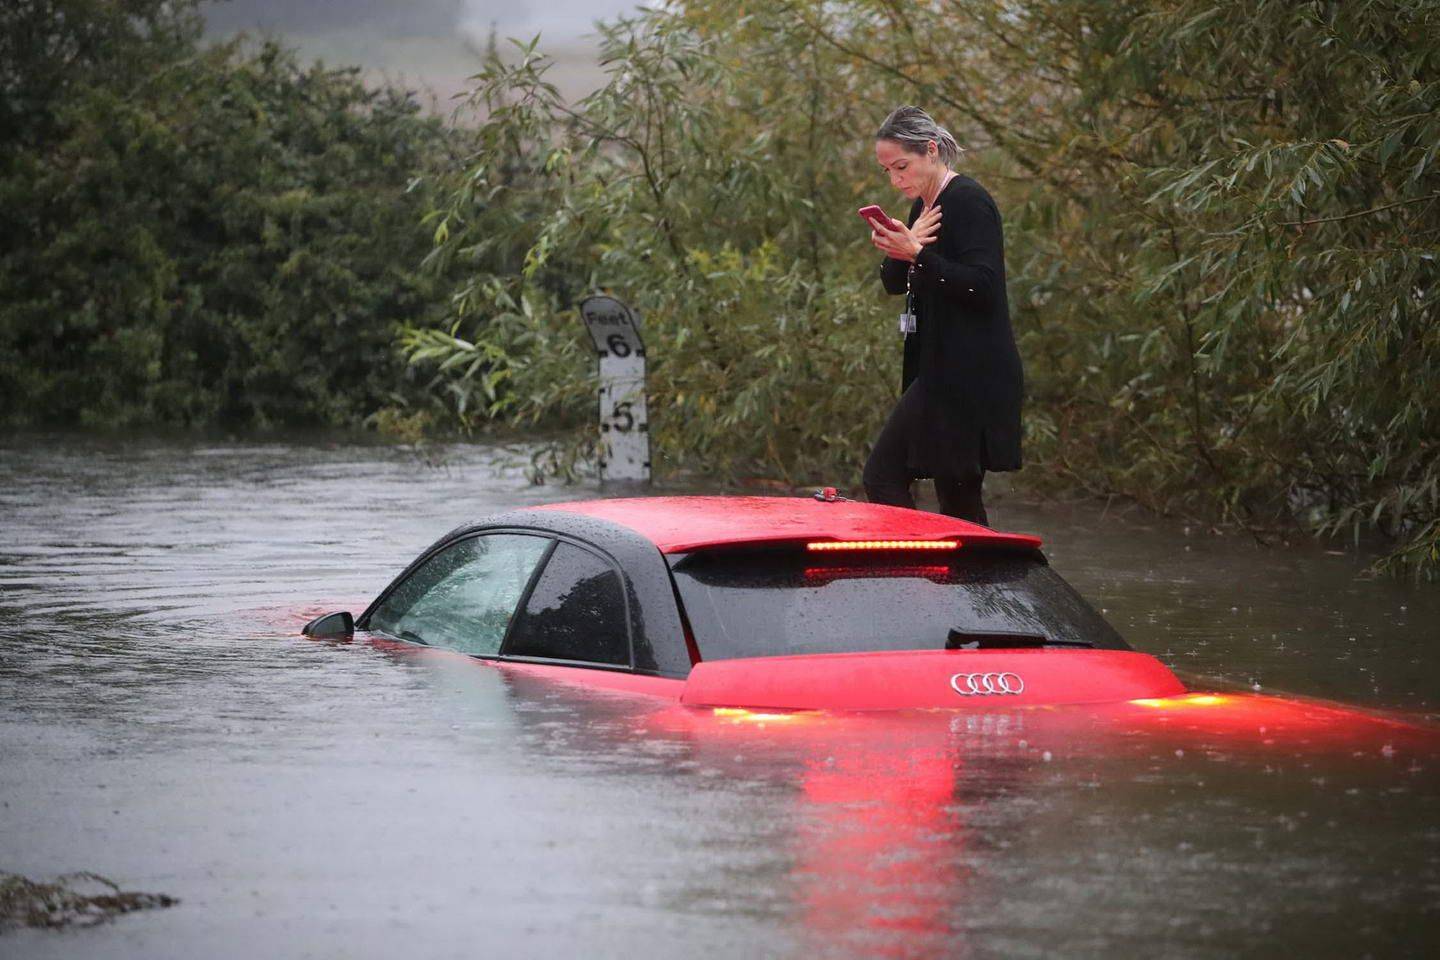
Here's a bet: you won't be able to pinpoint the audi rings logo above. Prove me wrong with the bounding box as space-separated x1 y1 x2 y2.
949 672 1025 697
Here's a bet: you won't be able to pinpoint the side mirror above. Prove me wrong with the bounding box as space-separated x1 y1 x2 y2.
303 611 354 638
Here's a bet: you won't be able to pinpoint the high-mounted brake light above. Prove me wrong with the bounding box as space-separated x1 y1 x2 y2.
805 539 960 552
804 564 951 581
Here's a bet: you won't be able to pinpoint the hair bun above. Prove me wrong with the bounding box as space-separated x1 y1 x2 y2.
876 106 963 166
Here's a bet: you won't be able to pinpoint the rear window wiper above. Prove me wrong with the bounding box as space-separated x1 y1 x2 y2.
946 629 1092 650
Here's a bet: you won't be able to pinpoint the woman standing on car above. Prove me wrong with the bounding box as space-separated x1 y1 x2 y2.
862 105 1023 526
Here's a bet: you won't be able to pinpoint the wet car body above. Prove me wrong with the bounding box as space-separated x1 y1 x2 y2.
309 496 1191 710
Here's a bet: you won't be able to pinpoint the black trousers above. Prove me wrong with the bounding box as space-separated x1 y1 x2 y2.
862 382 988 526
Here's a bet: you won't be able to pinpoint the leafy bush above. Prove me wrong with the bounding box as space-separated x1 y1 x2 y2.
986 0 1440 576
0 1 454 428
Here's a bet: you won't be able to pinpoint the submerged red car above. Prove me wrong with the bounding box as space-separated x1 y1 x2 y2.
305 495 1193 710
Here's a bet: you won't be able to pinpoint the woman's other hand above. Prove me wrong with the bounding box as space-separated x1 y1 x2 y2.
871 205 941 261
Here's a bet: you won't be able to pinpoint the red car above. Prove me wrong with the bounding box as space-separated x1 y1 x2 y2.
305 495 1192 710
303 493 1440 756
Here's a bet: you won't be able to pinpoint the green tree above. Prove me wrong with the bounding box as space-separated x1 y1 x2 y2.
408 15 911 482
0 1 456 428
0 0 196 148
412 0 1439 575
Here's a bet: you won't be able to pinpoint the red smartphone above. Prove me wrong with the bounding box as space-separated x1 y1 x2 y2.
857 204 894 232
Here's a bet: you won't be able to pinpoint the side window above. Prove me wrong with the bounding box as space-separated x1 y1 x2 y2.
369 534 552 656
504 543 631 667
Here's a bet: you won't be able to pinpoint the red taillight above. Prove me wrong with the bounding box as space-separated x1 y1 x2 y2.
805 540 960 552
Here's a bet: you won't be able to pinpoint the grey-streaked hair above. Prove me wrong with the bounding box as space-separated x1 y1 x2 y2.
875 105 963 166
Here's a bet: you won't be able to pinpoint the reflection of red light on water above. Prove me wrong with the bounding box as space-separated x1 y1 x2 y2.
796 742 961 955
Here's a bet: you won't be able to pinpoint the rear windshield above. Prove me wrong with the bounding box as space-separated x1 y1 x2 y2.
670 548 1126 661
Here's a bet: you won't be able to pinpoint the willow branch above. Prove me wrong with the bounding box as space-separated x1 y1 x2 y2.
1280 192 1440 227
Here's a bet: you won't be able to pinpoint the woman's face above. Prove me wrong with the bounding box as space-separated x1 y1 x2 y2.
875 138 939 200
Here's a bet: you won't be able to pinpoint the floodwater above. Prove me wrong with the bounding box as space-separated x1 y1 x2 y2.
1 436 1437 959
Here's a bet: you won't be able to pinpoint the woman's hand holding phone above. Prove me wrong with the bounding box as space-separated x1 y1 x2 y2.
864 203 941 262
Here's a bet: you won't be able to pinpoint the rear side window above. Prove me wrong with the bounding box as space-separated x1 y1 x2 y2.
368 534 552 655
670 549 1126 661
504 543 631 666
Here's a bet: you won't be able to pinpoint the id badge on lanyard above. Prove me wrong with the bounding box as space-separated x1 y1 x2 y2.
899 266 917 336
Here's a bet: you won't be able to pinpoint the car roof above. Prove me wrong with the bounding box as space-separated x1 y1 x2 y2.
529 496 1043 554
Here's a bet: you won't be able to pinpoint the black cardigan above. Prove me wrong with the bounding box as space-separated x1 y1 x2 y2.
878 174 1024 476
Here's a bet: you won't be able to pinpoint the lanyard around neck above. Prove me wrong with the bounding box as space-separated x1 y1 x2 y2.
923 171 956 212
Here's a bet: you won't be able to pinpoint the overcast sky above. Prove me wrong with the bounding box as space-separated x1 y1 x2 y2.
201 0 644 43
199 0 651 101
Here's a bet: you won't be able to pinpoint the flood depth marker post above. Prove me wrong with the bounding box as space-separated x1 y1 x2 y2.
578 295 650 485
